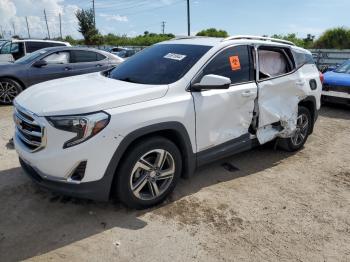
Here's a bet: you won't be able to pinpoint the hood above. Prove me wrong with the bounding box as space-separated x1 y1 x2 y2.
324 71 350 86
15 73 168 116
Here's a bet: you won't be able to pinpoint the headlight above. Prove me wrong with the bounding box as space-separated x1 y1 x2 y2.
47 112 110 148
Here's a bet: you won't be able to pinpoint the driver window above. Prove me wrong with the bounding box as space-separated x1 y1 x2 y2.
201 45 254 85
43 51 70 64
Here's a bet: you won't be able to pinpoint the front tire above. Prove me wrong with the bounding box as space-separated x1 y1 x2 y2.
280 106 312 152
0 78 23 105
116 136 182 209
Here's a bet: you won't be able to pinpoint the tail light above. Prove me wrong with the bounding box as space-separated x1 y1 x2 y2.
319 72 324 84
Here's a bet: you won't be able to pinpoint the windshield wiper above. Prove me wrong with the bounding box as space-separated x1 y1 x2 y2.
118 77 139 84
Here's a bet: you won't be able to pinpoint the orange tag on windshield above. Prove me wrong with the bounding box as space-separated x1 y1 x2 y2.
229 56 241 71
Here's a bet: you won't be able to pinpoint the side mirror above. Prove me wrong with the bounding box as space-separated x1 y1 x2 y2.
192 74 231 91
33 60 48 68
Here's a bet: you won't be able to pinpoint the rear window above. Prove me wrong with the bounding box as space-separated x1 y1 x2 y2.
109 44 211 85
293 50 315 68
70 50 105 63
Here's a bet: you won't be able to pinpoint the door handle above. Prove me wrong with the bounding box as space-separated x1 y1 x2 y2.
64 67 72 71
241 91 255 97
96 64 102 67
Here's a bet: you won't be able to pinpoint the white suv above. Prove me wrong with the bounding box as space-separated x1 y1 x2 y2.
13 36 322 208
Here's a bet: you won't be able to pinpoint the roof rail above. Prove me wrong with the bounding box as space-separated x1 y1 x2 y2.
222 35 296 46
171 35 215 41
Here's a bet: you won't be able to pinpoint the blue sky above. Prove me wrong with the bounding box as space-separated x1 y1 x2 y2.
1 0 350 39
65 0 350 37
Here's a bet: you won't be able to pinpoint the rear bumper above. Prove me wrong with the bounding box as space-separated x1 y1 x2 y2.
20 157 112 201
322 93 350 105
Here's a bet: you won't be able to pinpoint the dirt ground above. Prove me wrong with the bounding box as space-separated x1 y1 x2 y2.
0 104 349 262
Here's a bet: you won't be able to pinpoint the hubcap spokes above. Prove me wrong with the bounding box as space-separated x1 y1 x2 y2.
291 114 309 146
130 149 175 200
0 81 17 104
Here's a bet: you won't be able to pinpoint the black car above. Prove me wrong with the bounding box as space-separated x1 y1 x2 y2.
0 47 124 104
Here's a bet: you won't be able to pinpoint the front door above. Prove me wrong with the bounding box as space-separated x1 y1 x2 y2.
27 51 71 86
192 45 257 152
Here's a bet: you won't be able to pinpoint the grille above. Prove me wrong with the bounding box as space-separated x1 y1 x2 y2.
14 105 46 152
323 84 350 94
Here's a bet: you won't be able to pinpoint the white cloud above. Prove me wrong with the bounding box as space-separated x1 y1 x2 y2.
99 13 128 22
0 0 80 39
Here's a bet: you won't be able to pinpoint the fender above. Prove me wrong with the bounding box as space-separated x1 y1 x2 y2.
103 121 196 198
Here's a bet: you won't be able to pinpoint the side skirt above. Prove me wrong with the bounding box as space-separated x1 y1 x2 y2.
196 133 258 167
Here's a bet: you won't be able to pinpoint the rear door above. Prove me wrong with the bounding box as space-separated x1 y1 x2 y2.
256 46 310 144
27 51 71 86
69 50 109 75
192 45 257 152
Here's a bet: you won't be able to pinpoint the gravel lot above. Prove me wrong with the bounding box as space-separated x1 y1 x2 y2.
0 104 349 262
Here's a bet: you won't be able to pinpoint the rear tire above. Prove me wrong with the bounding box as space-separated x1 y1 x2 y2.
279 106 312 152
0 78 23 105
116 136 182 209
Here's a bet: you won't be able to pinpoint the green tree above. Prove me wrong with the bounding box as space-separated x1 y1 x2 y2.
196 28 229 37
75 8 99 45
314 27 350 49
270 33 315 48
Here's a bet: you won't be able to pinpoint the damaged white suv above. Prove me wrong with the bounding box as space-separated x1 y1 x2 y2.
14 36 322 208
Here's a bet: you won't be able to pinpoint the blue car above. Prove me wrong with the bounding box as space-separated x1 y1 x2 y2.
322 60 350 105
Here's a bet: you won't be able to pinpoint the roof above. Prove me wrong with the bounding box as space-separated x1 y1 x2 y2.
11 39 70 45
33 46 122 59
161 36 224 46
161 35 300 49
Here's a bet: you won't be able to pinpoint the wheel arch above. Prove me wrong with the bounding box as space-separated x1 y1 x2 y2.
298 96 317 134
105 122 196 198
0 76 26 89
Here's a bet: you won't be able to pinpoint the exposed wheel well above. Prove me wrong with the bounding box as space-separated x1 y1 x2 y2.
298 98 316 134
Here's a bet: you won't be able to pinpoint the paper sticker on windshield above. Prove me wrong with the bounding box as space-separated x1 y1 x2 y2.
229 56 241 71
164 53 187 61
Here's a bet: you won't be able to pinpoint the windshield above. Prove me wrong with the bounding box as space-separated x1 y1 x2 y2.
109 44 212 85
335 60 350 74
15 49 48 64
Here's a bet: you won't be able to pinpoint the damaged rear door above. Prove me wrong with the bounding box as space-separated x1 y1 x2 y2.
255 45 309 144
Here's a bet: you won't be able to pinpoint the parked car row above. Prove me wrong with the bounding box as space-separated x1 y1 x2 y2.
322 59 350 105
105 46 139 58
0 42 124 104
0 39 71 63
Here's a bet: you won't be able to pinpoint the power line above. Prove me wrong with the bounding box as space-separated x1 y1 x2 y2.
122 0 183 16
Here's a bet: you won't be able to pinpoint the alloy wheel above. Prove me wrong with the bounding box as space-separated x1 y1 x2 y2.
0 81 18 104
130 149 175 201
291 113 309 146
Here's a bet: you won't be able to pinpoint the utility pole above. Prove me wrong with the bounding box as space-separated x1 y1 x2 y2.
44 9 50 39
161 21 166 35
187 0 190 36
59 13 62 39
25 16 31 38
92 0 96 27
12 22 16 36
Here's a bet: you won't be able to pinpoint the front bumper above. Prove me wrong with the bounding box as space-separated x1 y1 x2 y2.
20 157 113 201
